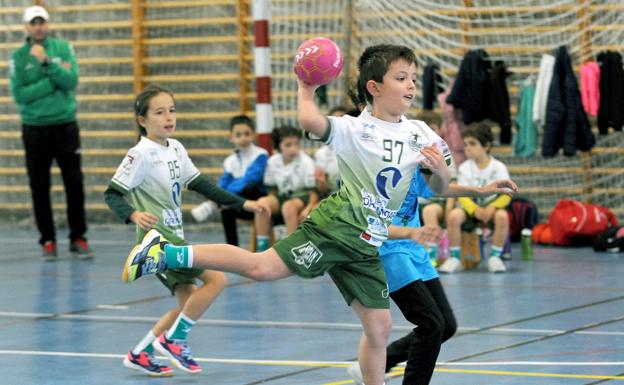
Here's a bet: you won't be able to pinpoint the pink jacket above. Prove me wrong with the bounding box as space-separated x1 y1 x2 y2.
580 61 600 116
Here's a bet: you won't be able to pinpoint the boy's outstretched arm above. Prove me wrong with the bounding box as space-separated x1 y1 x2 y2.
297 79 328 138
441 179 518 198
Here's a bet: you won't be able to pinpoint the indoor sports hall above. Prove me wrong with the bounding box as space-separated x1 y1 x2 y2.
1 1 623 385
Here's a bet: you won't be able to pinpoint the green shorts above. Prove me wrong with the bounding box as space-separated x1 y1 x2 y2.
156 268 204 295
154 239 204 295
273 220 389 309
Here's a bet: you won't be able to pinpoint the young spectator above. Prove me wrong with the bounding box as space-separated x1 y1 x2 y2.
254 125 317 251
9 6 92 260
438 122 511 273
191 115 268 246
104 85 268 376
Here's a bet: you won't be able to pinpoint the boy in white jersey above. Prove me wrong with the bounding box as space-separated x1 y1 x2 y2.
438 122 512 274
191 115 269 246
104 85 268 376
255 125 317 251
119 45 453 385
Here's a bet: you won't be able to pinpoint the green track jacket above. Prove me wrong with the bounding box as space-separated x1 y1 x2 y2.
9 37 79 126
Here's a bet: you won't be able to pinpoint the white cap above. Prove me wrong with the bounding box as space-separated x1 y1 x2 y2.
23 6 49 23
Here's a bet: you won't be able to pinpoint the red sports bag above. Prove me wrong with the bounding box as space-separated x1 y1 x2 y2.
548 199 619 246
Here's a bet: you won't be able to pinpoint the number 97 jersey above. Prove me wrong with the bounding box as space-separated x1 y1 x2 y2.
310 107 451 248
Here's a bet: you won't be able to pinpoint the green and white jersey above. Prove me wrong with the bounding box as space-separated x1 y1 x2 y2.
309 107 451 251
110 136 200 243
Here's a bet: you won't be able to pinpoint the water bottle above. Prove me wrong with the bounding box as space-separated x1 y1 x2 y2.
521 228 533 261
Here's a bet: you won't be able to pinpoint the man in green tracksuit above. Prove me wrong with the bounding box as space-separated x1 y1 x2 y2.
9 6 93 260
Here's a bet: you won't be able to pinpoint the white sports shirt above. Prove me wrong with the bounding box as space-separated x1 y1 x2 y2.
264 150 316 198
457 156 510 206
110 136 200 243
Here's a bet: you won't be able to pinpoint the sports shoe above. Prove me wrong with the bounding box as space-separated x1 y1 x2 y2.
122 229 170 282
123 350 174 377
488 256 507 273
437 257 464 273
70 239 94 260
41 241 57 261
347 362 390 385
154 333 202 374
191 201 217 222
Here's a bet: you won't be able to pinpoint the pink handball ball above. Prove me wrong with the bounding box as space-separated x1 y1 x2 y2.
294 37 344 86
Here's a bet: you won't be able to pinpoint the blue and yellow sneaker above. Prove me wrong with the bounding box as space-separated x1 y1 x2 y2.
122 229 170 282
154 333 202 374
123 350 174 377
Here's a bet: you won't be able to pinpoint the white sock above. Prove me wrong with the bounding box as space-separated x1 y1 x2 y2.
166 312 196 340
187 245 194 267
131 330 156 355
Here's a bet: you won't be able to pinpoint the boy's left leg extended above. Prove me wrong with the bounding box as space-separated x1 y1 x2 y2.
122 229 293 282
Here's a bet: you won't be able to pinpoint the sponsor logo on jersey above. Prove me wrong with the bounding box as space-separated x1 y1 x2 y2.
360 123 376 141
366 215 386 235
361 189 397 220
408 130 424 151
290 241 323 269
376 167 402 200
149 150 163 165
162 208 183 226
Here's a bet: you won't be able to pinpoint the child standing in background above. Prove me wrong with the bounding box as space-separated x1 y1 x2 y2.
254 125 317 251
438 122 511 273
191 115 268 247
104 85 267 376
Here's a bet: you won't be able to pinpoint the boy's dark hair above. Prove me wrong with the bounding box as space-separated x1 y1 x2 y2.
134 84 175 137
357 44 417 104
229 114 255 131
418 110 442 128
462 121 494 151
271 125 302 150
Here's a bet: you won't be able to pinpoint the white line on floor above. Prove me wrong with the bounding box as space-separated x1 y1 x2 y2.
0 349 622 367
1 311 624 336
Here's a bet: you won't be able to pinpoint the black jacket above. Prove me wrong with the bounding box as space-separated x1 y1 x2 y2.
542 46 595 157
597 51 624 134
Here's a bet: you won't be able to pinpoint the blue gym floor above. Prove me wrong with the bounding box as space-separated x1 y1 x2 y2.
1 227 623 385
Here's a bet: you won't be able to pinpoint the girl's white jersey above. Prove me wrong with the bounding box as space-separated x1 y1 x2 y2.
310 107 451 248
264 150 316 198
110 136 200 243
457 156 510 206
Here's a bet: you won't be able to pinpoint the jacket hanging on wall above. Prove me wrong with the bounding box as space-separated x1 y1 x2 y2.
447 49 512 143
487 60 512 144
542 46 595 157
447 49 490 124
597 51 624 134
